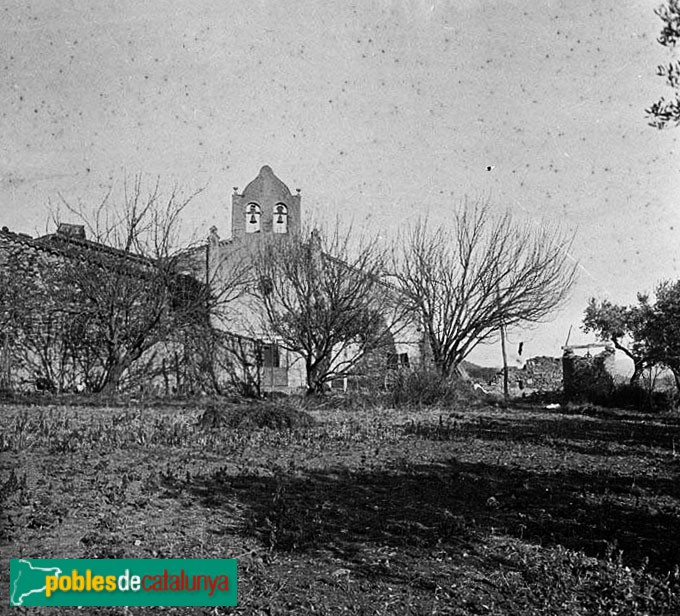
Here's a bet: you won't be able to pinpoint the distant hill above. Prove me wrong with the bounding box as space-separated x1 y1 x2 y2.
461 360 499 383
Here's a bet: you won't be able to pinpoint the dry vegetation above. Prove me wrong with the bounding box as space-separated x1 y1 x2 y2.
2 396 680 614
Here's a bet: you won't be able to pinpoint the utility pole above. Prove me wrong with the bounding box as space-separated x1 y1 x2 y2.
497 283 509 406
500 319 509 406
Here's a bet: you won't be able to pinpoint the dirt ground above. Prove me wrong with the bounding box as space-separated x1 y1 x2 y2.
2 399 680 615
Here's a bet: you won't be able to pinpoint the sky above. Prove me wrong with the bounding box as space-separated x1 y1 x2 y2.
1 0 679 367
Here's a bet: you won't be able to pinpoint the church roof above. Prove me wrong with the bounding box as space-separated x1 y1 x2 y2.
241 165 293 203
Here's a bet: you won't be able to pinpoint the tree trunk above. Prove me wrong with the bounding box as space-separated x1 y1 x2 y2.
305 369 326 396
306 358 329 396
629 361 644 386
99 361 126 395
610 337 644 387
673 370 680 399
437 358 452 379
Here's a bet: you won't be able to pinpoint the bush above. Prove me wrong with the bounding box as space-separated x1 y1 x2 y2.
198 399 316 430
590 383 677 412
386 368 482 408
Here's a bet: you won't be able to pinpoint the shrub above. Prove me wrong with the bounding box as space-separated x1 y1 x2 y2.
386 368 481 408
590 383 677 412
198 399 316 430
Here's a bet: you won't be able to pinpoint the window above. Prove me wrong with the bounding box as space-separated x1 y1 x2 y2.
246 203 261 233
273 203 288 234
387 352 410 369
262 343 280 368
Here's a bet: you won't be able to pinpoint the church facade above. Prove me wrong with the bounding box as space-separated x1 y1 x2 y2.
179 165 425 392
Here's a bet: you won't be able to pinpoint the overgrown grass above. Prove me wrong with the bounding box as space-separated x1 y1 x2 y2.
1 398 680 614
385 368 486 408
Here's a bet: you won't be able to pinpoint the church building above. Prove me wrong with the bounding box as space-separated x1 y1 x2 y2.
179 165 424 392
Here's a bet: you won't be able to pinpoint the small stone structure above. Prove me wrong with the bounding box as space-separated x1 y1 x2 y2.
488 346 618 400
521 356 563 391
490 355 563 394
562 345 615 402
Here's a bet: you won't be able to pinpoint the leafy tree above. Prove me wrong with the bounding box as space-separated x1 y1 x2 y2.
582 297 653 385
391 201 576 378
584 282 680 399
648 0 680 128
250 226 407 395
644 280 680 391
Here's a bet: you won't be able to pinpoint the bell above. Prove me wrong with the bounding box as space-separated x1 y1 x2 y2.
276 214 284 224
250 214 257 224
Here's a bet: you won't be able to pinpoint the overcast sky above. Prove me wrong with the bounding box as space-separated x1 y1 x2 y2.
1 0 678 366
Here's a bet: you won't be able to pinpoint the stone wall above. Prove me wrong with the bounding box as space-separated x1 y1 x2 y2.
1 226 241 395
522 356 563 391
0 228 64 391
490 355 563 394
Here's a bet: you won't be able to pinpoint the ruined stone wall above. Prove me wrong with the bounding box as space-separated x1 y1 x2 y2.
490 355 563 393
1 227 226 394
521 356 563 391
0 229 61 391
562 347 615 402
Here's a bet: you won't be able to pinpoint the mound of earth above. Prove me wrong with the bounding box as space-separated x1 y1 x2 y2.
198 400 316 430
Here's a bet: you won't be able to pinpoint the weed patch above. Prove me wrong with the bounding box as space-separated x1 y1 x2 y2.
2 400 680 614
198 399 316 431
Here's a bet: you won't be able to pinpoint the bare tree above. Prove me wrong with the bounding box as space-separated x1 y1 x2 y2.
391 200 576 377
250 226 408 395
1 176 251 395
45 175 212 393
0 243 76 391
0 234 100 392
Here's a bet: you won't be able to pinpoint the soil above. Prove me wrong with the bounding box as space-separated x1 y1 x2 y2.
1 400 680 614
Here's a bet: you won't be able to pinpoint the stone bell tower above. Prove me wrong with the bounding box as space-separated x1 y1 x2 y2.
231 165 301 241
